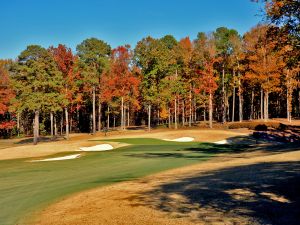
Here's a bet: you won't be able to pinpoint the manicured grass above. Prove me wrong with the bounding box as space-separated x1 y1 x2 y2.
0 138 235 225
101 138 195 145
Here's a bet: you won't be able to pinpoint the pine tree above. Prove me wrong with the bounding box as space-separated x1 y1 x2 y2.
11 45 64 144
76 38 111 134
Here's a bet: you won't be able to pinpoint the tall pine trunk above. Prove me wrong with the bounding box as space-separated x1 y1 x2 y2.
70 116 72 133
222 66 226 123
121 97 124 130
89 113 93 133
189 87 192 127
77 106 80 127
232 87 235 122
148 104 151 131
298 90 300 118
124 106 126 128
92 87 96 134
98 101 102 131
232 70 236 122
194 98 197 122
286 70 292 123
264 91 269 121
17 112 20 136
107 106 110 129
209 93 213 128
287 88 291 122
238 77 243 122
174 97 178 129
168 107 171 128
250 90 254 120
157 108 160 125
226 92 229 121
127 104 130 127
54 116 57 136
182 100 185 126
33 110 39 145
260 88 264 120
60 112 63 136
50 111 54 137
178 98 180 123
65 108 69 140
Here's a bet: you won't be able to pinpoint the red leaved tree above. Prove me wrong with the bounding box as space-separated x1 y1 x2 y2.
107 45 140 129
195 35 219 128
0 60 15 136
49 44 82 138
244 24 284 120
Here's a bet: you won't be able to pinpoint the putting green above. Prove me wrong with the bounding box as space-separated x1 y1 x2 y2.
0 138 236 225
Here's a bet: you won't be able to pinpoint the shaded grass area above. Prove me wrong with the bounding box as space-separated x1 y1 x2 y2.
0 138 236 225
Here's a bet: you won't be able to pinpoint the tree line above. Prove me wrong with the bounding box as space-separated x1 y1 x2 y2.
0 0 299 144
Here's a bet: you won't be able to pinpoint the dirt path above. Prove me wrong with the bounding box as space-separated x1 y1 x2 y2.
0 129 250 160
28 148 300 225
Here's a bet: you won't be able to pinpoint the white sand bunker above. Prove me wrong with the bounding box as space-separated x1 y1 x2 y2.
214 139 231 145
31 154 81 162
163 137 194 142
79 144 114 152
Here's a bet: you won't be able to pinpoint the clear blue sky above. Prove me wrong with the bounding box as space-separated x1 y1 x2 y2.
0 0 264 59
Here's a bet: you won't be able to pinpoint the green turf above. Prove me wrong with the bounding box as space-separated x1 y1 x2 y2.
0 138 237 225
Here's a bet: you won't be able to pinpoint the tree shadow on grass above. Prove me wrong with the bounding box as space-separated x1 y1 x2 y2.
122 135 290 160
183 135 300 156
132 161 300 225
182 143 248 154
123 141 238 160
124 152 212 160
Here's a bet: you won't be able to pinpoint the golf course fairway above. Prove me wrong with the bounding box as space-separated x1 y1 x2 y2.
0 138 236 225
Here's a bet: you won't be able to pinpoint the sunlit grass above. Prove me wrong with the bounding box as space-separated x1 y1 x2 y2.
0 138 238 225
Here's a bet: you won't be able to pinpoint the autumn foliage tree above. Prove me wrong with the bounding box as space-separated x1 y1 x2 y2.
195 34 219 128
214 27 239 123
176 37 193 127
244 24 284 120
134 37 174 130
0 60 15 136
106 45 140 130
49 44 81 138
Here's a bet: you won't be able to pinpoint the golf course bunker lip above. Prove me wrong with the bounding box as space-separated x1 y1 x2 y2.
214 140 231 145
78 144 114 152
163 137 195 142
30 154 81 162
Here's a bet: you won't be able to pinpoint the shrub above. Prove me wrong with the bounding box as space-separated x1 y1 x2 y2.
227 121 281 130
255 124 268 131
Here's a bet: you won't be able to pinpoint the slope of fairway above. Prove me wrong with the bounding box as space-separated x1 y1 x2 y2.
0 138 234 225
34 149 299 225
